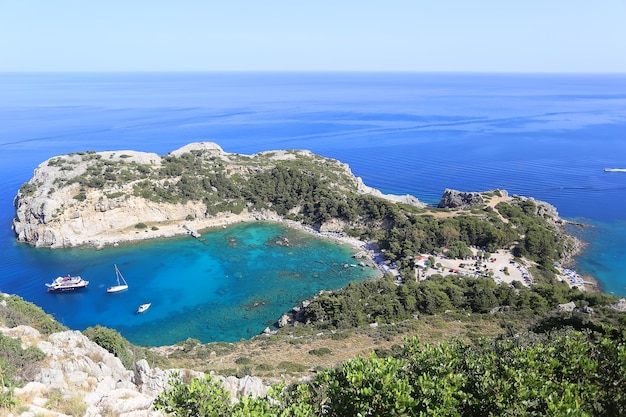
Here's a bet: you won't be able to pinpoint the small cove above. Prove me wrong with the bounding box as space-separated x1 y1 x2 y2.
12 222 378 346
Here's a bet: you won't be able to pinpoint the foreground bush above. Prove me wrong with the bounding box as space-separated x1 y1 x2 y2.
154 328 626 416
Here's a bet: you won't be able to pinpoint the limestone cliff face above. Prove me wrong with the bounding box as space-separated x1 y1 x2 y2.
13 147 203 248
1 324 269 416
13 142 424 248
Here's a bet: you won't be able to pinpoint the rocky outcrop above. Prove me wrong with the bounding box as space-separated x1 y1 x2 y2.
356 177 424 207
610 298 626 312
13 142 424 248
556 301 577 313
1 325 269 416
555 301 594 314
437 188 486 209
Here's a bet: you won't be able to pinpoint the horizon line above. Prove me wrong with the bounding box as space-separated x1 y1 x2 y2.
1 69 626 76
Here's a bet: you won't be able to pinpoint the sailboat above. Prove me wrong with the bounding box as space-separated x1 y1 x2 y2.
106 264 129 293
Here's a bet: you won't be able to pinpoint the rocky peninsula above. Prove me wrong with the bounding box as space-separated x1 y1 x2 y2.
13 142 591 292
13 142 423 249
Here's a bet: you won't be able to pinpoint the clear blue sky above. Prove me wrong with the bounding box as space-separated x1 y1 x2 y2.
1 0 625 73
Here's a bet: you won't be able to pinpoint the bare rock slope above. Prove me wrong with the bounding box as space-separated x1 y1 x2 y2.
1 324 268 416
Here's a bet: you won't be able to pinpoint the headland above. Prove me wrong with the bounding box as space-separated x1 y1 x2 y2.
13 142 592 291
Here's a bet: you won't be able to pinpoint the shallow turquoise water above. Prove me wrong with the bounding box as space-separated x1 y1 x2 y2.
569 220 626 297
11 222 377 346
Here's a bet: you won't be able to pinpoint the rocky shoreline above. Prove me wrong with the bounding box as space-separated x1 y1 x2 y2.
12 143 598 292
12 142 598 290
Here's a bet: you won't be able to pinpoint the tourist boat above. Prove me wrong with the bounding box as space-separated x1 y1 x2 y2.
106 264 128 293
604 168 626 172
136 303 151 314
46 275 89 292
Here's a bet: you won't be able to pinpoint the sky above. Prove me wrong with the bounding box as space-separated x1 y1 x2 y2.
0 0 625 73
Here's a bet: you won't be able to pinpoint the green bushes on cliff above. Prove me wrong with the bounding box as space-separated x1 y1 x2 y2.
0 295 66 335
82 325 135 369
81 324 167 371
0 333 46 408
154 329 626 416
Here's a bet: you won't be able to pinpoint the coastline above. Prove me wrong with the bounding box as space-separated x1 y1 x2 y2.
57 207 596 292
86 209 367 250
85 208 388 279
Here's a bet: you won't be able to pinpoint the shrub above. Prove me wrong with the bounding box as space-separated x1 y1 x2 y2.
82 325 134 369
234 356 252 365
2 295 65 335
153 376 231 417
308 347 332 356
73 192 87 201
255 363 274 371
277 361 307 374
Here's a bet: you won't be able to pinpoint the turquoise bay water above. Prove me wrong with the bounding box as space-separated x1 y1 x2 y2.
568 220 626 296
1 72 626 345
11 222 376 346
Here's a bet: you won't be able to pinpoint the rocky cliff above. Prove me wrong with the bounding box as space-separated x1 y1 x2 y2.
1 324 269 416
437 188 489 209
438 188 560 220
13 142 423 248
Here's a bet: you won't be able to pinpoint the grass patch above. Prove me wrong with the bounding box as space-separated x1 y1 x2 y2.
308 347 332 356
277 361 308 374
45 390 87 417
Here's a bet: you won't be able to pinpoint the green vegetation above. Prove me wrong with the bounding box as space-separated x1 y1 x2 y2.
0 333 46 409
308 347 332 356
0 295 66 335
82 324 165 370
73 191 87 201
82 325 135 369
18 182 38 197
296 272 621 331
0 295 63 409
154 329 626 416
44 389 87 416
153 374 233 416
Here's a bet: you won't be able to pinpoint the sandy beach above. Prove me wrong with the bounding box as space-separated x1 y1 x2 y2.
88 210 260 248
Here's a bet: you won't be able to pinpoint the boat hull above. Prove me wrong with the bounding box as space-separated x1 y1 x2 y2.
106 285 128 293
48 285 87 292
136 303 151 313
46 275 89 292
107 264 129 293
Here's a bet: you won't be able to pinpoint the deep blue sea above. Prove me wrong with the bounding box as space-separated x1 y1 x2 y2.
1 72 626 346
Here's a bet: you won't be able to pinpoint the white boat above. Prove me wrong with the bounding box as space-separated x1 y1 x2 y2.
46 275 89 292
604 168 626 172
106 264 128 293
136 303 151 313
